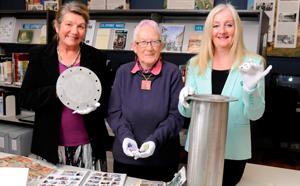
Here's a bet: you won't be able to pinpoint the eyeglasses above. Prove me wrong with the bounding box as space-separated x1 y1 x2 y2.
135 40 161 47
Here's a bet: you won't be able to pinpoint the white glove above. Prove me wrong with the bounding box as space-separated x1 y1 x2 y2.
122 138 139 157
179 86 195 108
134 141 156 160
239 59 272 91
72 102 100 115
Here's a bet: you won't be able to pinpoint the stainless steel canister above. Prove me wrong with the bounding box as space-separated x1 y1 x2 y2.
186 94 238 186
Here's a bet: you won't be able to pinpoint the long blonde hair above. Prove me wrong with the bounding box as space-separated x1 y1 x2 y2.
192 3 265 76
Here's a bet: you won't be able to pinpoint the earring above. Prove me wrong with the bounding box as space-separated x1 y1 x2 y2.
159 55 163 62
135 53 138 63
56 34 59 41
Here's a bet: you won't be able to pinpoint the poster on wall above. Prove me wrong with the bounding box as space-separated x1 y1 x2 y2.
274 0 299 48
266 0 300 58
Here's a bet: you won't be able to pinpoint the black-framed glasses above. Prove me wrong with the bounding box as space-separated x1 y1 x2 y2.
135 40 161 47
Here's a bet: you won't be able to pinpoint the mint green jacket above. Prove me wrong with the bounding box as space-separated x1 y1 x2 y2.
178 56 265 160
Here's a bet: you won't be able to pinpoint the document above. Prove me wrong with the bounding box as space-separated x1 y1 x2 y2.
0 167 28 186
95 28 111 49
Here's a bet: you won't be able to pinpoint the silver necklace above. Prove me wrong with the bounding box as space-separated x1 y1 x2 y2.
57 47 81 68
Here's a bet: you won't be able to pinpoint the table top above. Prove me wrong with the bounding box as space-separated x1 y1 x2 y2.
1 152 300 186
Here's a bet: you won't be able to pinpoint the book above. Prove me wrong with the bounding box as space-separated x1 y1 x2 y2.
5 60 13 84
161 25 185 53
13 53 29 85
17 29 34 44
95 28 111 49
187 34 202 54
0 17 16 42
17 61 29 85
112 29 128 50
40 25 47 44
84 20 96 46
0 54 13 83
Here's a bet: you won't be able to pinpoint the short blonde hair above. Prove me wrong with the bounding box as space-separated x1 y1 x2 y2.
192 3 265 75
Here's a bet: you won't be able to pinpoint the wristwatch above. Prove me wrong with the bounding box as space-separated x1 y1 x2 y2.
240 60 251 72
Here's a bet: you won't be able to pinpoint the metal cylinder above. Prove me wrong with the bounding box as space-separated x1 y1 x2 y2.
186 94 238 186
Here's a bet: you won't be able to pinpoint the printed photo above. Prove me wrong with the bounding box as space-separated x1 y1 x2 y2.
28 4 44 10
277 35 295 45
44 1 59 11
278 12 297 22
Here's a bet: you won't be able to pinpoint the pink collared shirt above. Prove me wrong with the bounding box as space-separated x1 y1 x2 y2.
131 58 162 75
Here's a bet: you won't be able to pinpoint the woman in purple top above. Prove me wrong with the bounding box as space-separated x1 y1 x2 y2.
107 20 184 182
19 1 111 171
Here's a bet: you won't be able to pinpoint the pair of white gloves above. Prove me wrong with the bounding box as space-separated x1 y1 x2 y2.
72 102 100 115
179 59 272 108
122 138 156 160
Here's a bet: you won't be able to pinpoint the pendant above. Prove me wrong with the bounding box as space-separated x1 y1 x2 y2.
141 80 151 90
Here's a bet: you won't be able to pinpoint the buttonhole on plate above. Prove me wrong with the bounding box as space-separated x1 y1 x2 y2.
67 103 69 105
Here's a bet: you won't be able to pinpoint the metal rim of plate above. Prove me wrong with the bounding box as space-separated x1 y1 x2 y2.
56 66 102 111
186 94 238 103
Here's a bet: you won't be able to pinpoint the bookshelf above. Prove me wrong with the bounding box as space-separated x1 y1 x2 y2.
88 9 269 72
0 10 56 124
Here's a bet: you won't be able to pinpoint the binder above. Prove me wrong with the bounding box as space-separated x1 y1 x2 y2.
0 125 24 152
8 127 33 156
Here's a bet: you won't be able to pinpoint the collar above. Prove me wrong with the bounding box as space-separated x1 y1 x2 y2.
131 58 162 75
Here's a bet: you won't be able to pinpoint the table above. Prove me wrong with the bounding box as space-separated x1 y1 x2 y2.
1 152 300 186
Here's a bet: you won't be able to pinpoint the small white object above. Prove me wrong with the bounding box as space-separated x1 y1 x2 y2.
56 66 102 111
240 59 252 72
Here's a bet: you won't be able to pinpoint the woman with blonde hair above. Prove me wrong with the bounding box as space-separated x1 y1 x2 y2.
179 3 272 186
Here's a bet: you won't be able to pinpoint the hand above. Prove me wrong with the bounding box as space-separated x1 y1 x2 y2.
72 102 100 115
179 86 195 108
239 59 272 91
122 138 139 157
134 141 156 160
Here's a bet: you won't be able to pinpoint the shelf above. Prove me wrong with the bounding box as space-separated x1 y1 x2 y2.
0 110 34 125
0 83 21 88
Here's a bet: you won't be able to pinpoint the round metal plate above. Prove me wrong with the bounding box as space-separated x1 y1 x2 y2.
56 66 102 111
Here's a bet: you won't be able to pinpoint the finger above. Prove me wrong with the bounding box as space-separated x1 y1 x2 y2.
95 102 100 107
261 65 272 77
182 101 190 109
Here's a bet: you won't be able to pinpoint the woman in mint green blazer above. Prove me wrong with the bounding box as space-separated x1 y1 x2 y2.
178 3 272 186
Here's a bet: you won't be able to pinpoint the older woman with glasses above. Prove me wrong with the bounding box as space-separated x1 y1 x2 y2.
107 19 184 182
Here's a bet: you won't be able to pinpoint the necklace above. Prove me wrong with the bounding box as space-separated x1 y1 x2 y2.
141 73 153 90
57 47 81 68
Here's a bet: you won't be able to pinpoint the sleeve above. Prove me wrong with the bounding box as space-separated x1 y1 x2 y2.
241 57 265 121
144 68 184 147
178 60 198 118
19 47 57 110
107 67 135 144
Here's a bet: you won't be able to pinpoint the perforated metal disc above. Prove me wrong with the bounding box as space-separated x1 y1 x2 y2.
56 66 102 111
